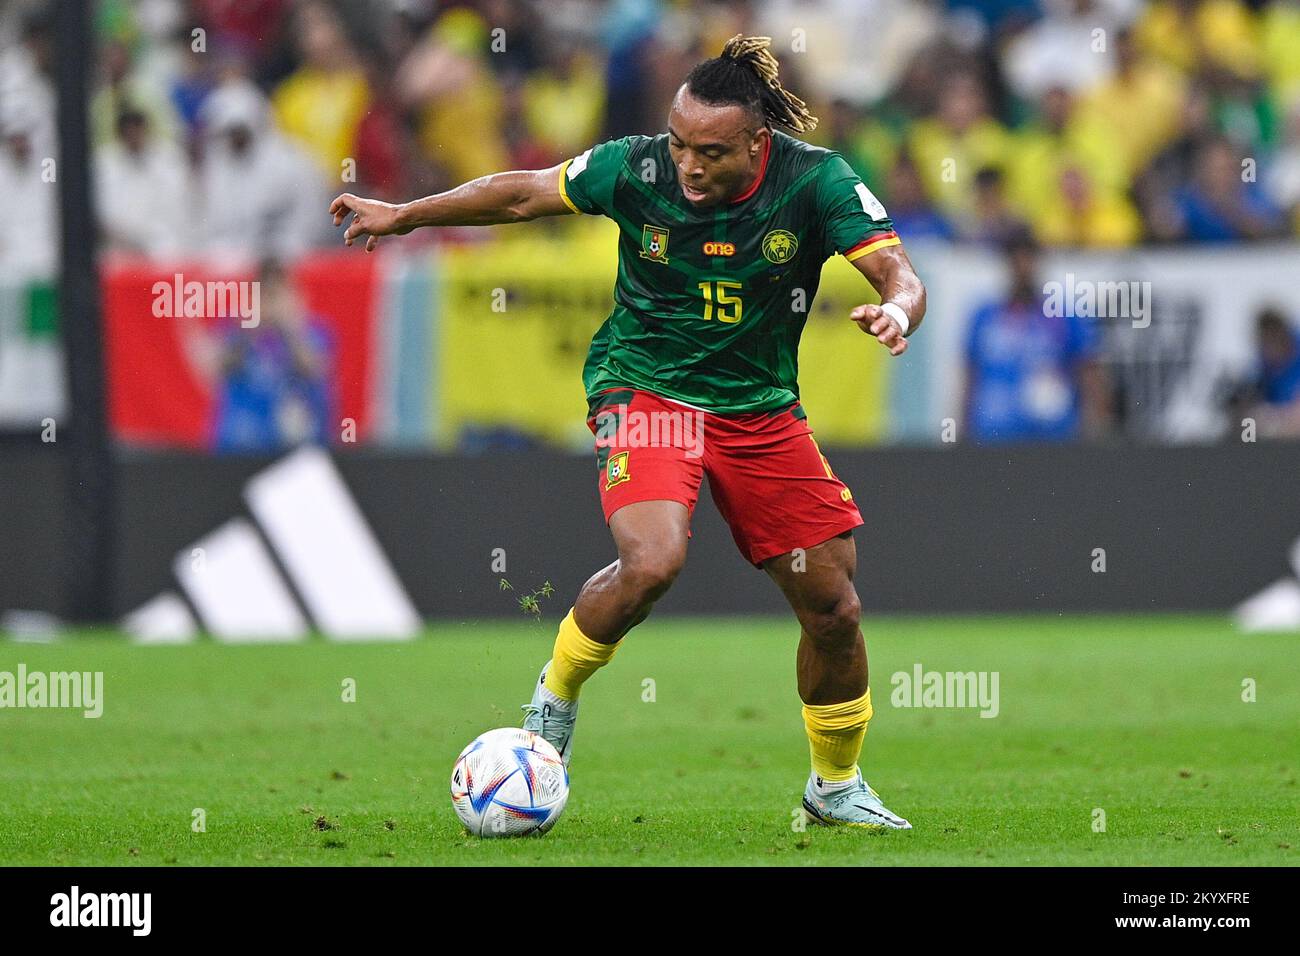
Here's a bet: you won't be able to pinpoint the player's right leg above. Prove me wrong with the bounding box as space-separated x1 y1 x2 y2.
522 500 690 764
523 388 703 764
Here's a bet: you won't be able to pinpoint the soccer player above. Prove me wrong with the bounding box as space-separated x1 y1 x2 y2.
331 35 926 829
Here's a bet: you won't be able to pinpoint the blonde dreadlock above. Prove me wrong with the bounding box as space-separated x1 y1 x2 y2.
685 34 819 135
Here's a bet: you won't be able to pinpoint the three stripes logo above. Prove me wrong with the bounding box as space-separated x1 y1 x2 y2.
123 446 420 644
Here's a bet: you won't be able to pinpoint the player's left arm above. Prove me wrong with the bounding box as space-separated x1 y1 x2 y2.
848 243 927 358
814 153 926 357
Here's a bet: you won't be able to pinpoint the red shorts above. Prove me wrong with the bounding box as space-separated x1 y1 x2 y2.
587 388 864 567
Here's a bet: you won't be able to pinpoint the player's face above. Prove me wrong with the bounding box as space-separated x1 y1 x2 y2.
668 89 767 207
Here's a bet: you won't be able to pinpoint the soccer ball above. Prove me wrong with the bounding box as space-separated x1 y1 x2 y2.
450 727 569 837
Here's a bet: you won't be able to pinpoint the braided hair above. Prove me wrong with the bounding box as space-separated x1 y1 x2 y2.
683 34 819 135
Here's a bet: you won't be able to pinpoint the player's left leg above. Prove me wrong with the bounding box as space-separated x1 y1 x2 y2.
762 536 910 829
703 403 910 829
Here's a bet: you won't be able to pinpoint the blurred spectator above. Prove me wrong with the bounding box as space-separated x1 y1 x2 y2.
1001 0 1130 100
946 0 1041 33
761 0 941 106
1135 84 1217 238
271 1 370 180
501 73 557 172
824 98 898 195
962 232 1111 442
0 7 56 160
196 79 329 260
908 71 1012 218
92 36 181 148
888 36 959 122
95 108 191 257
599 0 665 138
1211 69 1277 152
1170 137 1285 241
1073 28 1187 186
1235 307 1300 437
397 7 509 187
3 0 1292 271
1036 165 1143 246
1254 308 1300 403
1260 0 1300 106
1134 0 1261 82
1006 86 1127 231
1264 97 1300 234
884 155 957 241
479 0 544 79
181 261 335 453
522 39 606 162
192 0 294 72
169 41 220 141
0 102 57 281
350 59 412 203
964 165 1029 244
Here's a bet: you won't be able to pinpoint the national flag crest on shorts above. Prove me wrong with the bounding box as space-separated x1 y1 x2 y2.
605 451 631 490
639 225 670 263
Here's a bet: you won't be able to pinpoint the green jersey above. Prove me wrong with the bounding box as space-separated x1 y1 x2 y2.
559 130 900 413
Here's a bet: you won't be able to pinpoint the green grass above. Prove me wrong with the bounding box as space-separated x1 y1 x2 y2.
0 615 1296 866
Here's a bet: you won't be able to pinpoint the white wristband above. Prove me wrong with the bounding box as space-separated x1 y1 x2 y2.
881 301 910 336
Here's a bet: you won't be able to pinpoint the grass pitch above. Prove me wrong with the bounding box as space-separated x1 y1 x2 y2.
0 615 1295 866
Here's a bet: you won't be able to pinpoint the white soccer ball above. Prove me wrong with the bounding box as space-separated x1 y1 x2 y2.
450 727 569 837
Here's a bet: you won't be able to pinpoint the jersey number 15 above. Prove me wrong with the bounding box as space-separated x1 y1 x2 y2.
698 281 743 324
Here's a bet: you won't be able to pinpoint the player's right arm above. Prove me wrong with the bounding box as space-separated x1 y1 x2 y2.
330 162 578 252
332 140 629 251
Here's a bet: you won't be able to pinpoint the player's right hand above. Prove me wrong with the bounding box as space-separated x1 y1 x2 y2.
330 193 409 252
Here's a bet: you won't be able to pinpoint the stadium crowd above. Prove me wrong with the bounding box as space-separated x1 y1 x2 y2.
2 0 1299 447
2 0 1299 268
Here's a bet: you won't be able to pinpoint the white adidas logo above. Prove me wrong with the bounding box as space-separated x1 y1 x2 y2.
124 446 420 643
1235 535 1300 632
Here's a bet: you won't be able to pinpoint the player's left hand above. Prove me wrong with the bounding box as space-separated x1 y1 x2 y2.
850 303 907 356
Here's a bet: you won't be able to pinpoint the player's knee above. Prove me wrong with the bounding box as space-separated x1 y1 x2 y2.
803 590 861 647
619 548 684 605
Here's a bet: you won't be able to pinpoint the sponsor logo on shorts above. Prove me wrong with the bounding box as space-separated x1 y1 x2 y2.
605 451 631 490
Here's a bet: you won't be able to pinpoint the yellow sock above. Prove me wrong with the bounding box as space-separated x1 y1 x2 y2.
802 688 873 782
544 607 621 702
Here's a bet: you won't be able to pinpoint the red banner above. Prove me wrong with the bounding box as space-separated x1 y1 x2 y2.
102 253 379 450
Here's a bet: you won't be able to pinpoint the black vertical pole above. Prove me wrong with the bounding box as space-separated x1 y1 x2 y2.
56 0 115 622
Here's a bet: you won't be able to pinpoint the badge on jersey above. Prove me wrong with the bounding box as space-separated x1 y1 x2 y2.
640 225 671 264
567 148 592 179
761 229 799 264
855 181 888 220
605 451 631 490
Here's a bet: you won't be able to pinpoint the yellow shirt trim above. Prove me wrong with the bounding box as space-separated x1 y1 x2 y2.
845 235 901 262
557 160 582 215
